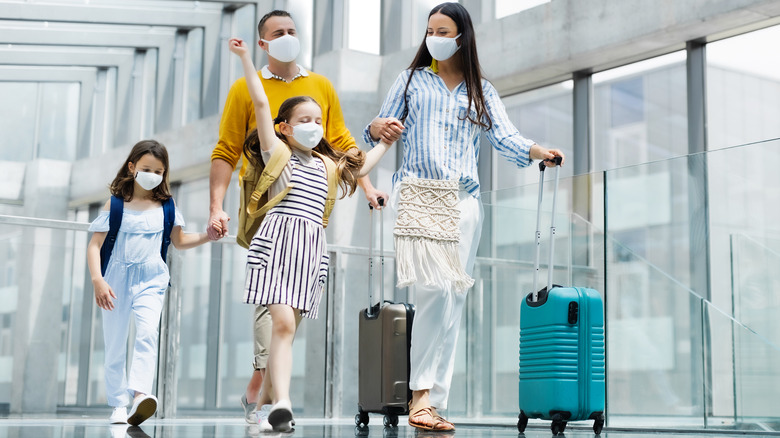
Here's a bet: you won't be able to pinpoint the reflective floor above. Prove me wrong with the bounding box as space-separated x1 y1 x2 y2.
1 416 777 438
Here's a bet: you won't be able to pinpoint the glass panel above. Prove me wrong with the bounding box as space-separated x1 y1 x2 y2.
707 300 780 431
497 82 573 191
593 52 688 172
175 179 216 408
0 82 37 162
38 82 80 161
348 0 380 54
707 25 780 150
604 154 704 425
0 225 20 408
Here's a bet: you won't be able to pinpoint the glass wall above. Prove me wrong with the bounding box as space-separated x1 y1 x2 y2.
593 52 688 172
494 81 574 191
0 82 79 162
707 24 780 150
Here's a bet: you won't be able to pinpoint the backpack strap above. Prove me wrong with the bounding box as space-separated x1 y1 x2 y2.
316 153 339 228
100 196 124 276
247 142 293 219
161 197 176 262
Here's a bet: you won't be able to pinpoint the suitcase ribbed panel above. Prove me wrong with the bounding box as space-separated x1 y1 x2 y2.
519 327 578 380
591 326 606 380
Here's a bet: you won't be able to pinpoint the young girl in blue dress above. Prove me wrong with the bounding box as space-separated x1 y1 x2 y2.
223 37 395 432
86 140 218 426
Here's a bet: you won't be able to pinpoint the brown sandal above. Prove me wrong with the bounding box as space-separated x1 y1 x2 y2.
408 405 455 431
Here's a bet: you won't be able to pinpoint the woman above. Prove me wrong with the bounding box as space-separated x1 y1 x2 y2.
363 2 564 432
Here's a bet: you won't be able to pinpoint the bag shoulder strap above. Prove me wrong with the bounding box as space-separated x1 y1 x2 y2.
247 142 292 218
161 197 176 262
315 152 339 228
100 195 124 276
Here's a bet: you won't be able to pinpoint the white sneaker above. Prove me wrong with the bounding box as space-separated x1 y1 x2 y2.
127 394 158 426
268 400 294 432
255 404 274 432
109 406 127 424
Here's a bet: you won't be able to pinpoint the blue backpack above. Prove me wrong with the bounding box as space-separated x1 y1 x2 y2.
99 195 176 275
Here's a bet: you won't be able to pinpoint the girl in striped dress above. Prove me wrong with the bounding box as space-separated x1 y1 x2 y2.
225 37 396 432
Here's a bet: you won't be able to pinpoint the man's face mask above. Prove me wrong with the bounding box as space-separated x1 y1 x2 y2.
261 34 300 63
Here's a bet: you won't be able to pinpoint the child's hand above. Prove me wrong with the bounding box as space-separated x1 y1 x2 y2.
208 220 224 240
93 278 117 311
228 38 249 56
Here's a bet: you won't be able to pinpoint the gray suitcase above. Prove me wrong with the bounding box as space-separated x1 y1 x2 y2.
356 200 415 428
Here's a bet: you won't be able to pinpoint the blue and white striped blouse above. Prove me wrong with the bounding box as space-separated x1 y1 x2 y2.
363 67 536 197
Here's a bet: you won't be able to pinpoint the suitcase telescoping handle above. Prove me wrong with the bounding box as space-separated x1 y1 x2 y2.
367 197 385 317
532 156 563 302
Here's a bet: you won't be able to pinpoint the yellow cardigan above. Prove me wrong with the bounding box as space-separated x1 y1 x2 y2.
211 67 357 178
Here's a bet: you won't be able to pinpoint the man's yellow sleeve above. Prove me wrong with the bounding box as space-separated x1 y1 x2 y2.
322 78 357 152
212 77 251 169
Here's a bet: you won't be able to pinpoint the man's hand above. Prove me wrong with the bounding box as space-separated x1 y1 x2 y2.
208 208 230 239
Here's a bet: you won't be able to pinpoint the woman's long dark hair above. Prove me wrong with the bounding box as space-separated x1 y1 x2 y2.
401 2 492 130
243 96 365 198
110 139 172 202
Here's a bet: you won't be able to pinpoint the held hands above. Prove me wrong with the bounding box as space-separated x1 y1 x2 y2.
207 209 230 240
228 38 249 56
370 117 404 144
93 278 117 311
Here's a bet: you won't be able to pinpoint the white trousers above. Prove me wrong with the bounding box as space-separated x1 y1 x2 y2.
102 262 166 407
391 186 484 410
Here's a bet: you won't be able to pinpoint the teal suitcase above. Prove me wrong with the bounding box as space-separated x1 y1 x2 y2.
517 159 605 435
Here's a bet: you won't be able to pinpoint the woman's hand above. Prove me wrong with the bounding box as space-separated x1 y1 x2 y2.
93 278 117 311
370 117 404 143
228 38 249 56
530 144 565 167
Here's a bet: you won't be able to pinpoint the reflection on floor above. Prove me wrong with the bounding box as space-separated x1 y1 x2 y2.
1 416 777 438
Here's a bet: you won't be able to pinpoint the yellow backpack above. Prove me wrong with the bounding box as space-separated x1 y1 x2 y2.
237 142 339 249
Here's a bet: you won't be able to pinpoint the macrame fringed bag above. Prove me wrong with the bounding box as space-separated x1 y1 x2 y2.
394 177 475 293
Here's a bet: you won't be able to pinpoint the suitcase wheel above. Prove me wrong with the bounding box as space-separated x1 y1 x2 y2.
593 414 605 434
355 411 369 427
383 414 399 427
551 413 567 435
517 411 529 433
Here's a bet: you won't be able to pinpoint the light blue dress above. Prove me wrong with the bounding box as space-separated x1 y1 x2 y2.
89 204 185 407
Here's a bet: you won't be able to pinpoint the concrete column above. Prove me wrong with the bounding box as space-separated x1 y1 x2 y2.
380 0 413 55
11 159 71 414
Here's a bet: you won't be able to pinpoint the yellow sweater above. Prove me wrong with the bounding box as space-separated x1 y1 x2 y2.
211 67 357 177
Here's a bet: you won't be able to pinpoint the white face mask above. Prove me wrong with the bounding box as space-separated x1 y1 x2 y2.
291 122 323 150
261 34 300 63
135 171 163 191
426 33 461 61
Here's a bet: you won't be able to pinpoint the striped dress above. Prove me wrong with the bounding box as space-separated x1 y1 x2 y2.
243 153 329 319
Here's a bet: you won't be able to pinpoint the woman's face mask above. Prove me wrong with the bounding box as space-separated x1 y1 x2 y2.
426 33 461 61
291 122 323 150
261 34 300 63
135 171 163 191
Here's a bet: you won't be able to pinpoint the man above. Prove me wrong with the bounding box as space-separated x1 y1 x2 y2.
207 10 390 428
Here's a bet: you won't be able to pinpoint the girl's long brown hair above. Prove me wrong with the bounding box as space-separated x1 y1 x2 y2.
243 96 365 198
401 2 492 130
110 139 172 202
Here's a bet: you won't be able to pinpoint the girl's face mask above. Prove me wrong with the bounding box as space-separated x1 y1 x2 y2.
291 122 324 150
135 171 163 191
426 33 461 61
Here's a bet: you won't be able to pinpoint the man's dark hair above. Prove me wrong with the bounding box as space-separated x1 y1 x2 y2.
257 10 293 39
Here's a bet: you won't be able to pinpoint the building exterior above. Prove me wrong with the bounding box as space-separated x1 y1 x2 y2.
1 0 779 431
